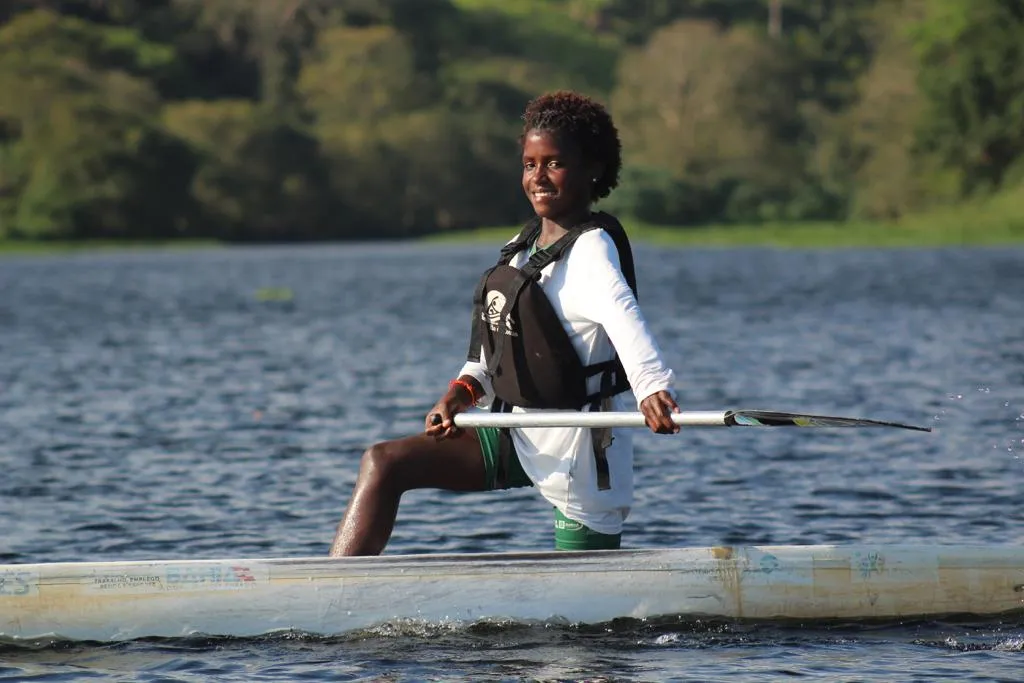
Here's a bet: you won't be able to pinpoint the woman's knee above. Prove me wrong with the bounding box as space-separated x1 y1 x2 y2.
359 441 400 478
357 439 420 491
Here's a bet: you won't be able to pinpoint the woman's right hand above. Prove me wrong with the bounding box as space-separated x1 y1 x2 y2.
425 378 479 439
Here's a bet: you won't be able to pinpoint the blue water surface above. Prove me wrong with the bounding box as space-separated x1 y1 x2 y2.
0 242 1023 681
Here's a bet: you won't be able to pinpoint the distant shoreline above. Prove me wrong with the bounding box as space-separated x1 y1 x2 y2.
426 218 1024 249
3 214 1022 256
0 239 222 257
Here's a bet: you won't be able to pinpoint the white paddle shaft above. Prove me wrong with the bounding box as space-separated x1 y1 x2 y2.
451 411 727 429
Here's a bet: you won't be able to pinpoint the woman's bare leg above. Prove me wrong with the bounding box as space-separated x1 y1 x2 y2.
329 430 486 556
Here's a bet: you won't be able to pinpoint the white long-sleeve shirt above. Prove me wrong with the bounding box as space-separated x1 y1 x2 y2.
458 228 676 534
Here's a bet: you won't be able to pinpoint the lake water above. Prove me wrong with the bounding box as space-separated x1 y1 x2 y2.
1 242 1023 681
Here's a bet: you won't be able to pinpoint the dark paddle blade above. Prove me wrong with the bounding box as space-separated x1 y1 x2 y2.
725 410 932 432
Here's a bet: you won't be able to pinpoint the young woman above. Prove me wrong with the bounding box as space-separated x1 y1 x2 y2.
330 91 679 557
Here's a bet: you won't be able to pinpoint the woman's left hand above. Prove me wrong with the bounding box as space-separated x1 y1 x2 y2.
640 390 680 434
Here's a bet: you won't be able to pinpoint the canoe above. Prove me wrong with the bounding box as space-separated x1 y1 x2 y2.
2 544 1022 642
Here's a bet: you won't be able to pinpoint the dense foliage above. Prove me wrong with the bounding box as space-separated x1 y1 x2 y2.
0 0 1021 240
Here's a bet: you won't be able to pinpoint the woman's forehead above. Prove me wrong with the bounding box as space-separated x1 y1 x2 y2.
522 129 582 157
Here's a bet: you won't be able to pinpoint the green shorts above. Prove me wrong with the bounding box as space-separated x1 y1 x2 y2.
476 426 621 551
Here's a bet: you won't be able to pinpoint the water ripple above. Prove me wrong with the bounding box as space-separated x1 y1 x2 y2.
1 244 1023 679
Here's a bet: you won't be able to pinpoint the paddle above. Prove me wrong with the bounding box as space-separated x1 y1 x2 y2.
439 409 931 432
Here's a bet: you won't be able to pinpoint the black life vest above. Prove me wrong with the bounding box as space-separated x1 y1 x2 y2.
466 211 638 411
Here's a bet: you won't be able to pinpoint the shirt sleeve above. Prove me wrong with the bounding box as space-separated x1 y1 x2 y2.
457 352 494 407
570 230 677 407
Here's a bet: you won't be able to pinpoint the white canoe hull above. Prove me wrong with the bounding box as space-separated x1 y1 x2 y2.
2 545 1023 642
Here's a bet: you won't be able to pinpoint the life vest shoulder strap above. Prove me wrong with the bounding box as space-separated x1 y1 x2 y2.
497 217 541 265
591 211 638 300
514 212 637 300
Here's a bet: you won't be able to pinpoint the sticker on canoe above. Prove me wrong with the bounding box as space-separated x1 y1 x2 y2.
87 563 268 594
89 572 164 593
0 569 39 597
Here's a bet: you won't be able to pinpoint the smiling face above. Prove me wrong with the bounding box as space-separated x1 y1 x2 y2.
521 129 597 224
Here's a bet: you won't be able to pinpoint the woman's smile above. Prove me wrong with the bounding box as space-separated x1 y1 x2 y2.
521 129 592 222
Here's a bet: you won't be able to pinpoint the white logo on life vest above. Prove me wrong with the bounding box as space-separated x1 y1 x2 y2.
484 290 517 336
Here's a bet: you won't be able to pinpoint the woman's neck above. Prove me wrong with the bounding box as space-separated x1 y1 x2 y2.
538 209 592 247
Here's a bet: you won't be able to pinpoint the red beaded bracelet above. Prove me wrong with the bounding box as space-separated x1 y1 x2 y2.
449 378 478 404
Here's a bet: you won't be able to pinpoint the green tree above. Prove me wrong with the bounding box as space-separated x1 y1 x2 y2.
612 20 812 222
0 10 189 238
912 0 1024 194
593 0 764 43
804 0 926 219
172 0 337 115
843 16 926 218
162 99 335 240
782 0 878 112
299 23 521 235
299 24 424 125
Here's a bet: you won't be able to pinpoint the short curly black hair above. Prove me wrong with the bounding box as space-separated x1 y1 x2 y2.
520 90 622 201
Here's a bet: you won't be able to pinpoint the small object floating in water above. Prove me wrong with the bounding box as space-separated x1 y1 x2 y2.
255 287 294 302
